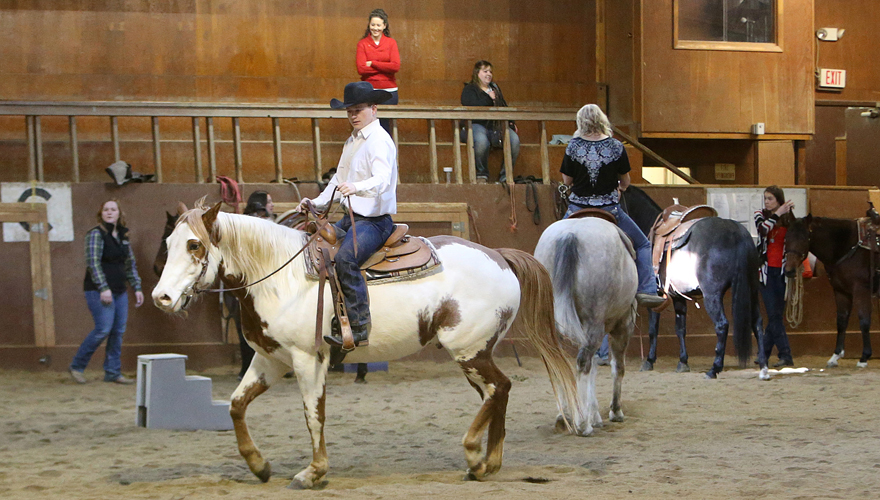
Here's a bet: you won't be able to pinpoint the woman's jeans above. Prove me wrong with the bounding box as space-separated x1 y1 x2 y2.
564 202 658 296
70 290 128 381
333 213 395 330
379 90 398 135
459 123 520 182
761 267 792 361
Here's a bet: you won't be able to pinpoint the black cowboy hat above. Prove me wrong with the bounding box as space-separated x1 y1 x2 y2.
330 82 392 109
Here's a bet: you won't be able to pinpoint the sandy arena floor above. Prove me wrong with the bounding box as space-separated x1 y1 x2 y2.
2 354 879 499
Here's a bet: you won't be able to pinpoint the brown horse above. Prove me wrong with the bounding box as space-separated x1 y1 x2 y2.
784 215 876 367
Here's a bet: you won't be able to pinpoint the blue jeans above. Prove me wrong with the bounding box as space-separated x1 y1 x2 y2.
460 123 520 182
70 290 129 381
564 202 658 295
379 90 398 136
761 267 792 361
333 214 395 329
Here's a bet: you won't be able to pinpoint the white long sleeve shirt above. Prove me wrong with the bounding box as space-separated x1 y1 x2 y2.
312 119 398 216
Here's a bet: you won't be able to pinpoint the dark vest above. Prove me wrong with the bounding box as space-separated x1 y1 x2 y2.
83 223 131 294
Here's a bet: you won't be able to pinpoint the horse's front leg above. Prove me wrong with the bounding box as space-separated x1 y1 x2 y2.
673 297 690 373
828 290 853 367
641 310 660 371
288 348 330 490
703 295 729 379
230 353 291 482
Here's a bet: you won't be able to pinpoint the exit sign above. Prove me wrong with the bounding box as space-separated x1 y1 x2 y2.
819 68 846 89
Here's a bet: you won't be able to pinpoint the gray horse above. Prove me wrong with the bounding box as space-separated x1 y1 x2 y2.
535 217 638 436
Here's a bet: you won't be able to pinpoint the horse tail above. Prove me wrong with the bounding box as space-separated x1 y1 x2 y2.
496 247 579 432
548 233 582 340
730 234 756 366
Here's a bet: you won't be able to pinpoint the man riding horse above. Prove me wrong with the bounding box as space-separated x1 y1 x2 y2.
296 82 398 350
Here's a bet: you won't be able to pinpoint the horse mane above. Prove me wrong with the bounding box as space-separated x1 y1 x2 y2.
179 201 308 290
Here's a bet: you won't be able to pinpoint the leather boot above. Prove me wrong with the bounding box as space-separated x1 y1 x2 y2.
324 317 370 348
636 293 666 308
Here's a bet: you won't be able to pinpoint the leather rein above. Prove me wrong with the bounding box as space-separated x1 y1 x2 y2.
182 188 356 297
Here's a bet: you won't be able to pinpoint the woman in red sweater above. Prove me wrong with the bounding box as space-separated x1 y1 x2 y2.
356 8 400 133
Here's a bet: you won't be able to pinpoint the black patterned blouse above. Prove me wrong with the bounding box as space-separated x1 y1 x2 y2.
560 137 630 207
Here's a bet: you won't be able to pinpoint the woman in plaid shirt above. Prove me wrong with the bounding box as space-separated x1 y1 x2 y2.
69 199 143 384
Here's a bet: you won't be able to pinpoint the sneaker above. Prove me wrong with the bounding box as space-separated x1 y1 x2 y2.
636 293 666 308
69 369 88 384
475 176 489 185
772 359 794 368
107 375 135 385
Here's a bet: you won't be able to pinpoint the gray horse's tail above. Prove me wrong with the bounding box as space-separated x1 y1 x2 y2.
550 233 582 341
496 247 579 432
730 234 757 366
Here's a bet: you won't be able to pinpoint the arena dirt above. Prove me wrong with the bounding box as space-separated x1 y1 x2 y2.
2 355 878 499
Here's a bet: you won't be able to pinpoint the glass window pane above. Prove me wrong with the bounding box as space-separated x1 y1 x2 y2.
679 0 775 44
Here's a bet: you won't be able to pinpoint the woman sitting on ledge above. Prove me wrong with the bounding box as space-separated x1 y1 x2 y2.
460 60 520 183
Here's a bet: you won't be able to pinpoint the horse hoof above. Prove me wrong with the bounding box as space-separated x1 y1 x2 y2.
704 372 717 380
676 362 690 373
640 360 654 372
758 367 771 381
576 426 594 437
465 464 487 481
609 410 624 422
857 361 868 368
255 462 272 483
555 415 573 434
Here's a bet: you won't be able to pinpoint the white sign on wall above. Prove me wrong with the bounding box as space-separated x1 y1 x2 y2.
818 68 846 89
707 187 808 241
1 183 74 242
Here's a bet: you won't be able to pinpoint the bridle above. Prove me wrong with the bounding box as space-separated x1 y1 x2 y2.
179 188 353 299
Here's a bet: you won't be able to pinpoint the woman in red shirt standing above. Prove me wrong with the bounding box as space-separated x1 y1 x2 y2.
356 8 400 134
754 185 795 367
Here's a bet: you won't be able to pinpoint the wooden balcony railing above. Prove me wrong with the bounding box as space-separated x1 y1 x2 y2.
0 101 696 185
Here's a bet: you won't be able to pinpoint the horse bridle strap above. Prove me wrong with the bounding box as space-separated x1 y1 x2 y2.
191 188 347 295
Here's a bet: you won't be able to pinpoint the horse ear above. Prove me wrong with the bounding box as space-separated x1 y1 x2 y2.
804 213 813 225
201 202 223 233
177 202 188 216
166 212 176 224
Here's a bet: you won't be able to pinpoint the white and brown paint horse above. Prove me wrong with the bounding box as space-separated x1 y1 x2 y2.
535 217 637 436
152 202 578 489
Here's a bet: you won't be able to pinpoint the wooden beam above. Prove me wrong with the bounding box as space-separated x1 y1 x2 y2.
540 121 550 184
69 116 79 183
503 123 513 185
26 116 36 181
192 117 203 183
232 117 243 184
452 119 463 184
428 119 439 184
311 118 322 183
110 116 120 162
33 116 44 182
466 120 476 183
206 117 217 183
151 116 162 183
272 117 283 183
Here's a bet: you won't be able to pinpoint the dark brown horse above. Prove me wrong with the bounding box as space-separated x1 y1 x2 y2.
784 215 877 367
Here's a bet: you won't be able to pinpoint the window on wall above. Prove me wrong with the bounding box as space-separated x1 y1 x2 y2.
675 0 781 52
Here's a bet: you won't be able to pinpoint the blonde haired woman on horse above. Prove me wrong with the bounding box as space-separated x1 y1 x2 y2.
560 104 663 309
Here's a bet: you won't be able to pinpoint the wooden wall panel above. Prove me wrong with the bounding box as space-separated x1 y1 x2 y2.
757 140 796 186
814 0 880 103
639 0 814 135
0 1 596 107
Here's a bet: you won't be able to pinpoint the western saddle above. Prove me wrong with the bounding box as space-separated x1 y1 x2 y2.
567 207 619 225
302 207 439 352
649 201 718 304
